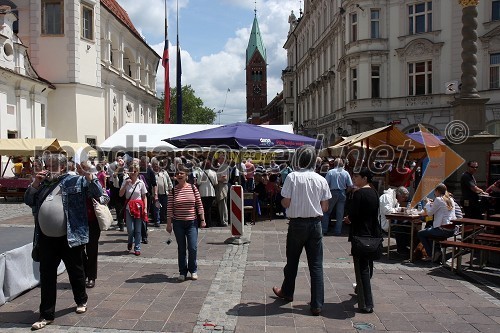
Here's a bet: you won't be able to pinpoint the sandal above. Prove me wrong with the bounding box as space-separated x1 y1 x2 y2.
31 318 53 330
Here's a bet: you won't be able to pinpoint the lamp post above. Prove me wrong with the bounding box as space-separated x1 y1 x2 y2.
217 109 223 125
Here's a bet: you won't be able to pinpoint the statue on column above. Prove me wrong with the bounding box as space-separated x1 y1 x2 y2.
288 10 297 34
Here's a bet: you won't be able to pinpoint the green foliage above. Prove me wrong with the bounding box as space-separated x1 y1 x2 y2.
156 85 216 124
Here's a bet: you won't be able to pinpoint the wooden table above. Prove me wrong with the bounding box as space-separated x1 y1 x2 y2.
385 213 425 262
0 178 31 200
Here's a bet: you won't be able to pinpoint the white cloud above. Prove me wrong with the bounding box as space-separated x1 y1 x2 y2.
119 0 296 124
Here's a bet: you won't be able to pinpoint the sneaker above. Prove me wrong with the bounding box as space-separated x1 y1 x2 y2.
190 272 198 280
177 274 186 282
31 318 53 330
76 303 87 314
134 251 141 256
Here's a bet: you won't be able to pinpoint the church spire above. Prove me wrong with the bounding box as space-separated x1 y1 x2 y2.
246 5 266 65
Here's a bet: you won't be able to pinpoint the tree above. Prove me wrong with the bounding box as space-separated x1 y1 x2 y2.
157 85 216 124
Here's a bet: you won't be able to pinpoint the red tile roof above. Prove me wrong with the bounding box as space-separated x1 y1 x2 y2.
101 0 141 38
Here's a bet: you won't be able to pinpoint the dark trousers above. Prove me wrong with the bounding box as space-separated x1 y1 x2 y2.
111 187 125 227
38 232 87 320
391 222 412 252
462 200 482 219
353 256 374 310
83 221 101 280
281 218 324 310
201 196 215 227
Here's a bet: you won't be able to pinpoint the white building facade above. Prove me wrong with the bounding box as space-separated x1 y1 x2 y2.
282 0 500 146
11 0 160 146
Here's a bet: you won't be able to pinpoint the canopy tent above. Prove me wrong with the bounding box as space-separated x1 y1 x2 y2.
58 141 97 158
0 138 61 157
164 122 320 149
320 125 427 159
99 123 295 152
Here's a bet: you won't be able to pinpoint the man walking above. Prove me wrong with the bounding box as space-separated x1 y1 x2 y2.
272 145 331 316
322 158 352 236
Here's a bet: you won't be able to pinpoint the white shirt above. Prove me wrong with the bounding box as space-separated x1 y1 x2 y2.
281 169 331 218
197 169 218 197
425 196 455 228
378 188 398 232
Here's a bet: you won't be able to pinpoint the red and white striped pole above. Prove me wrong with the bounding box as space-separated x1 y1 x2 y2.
225 185 250 245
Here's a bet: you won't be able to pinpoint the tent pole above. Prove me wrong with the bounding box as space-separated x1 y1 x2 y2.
1 156 11 178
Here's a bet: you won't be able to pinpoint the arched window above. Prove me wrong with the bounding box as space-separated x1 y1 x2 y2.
405 126 439 135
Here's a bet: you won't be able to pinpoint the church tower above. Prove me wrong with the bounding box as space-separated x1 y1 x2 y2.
245 9 267 124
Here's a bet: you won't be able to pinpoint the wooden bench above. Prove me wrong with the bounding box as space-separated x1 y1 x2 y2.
474 233 500 243
439 240 500 271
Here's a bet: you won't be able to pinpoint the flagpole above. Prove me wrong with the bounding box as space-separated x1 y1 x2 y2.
163 0 171 124
176 0 183 124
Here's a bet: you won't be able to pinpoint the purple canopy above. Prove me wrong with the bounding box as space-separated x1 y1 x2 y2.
163 122 321 149
406 131 444 145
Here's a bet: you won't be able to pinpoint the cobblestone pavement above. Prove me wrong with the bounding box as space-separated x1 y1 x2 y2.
0 211 499 332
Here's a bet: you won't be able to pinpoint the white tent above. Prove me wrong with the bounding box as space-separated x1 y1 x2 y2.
99 123 294 152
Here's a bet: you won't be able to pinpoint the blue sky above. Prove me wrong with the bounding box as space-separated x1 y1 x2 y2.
119 0 298 124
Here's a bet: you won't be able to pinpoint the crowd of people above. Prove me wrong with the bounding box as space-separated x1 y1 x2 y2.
22 147 495 329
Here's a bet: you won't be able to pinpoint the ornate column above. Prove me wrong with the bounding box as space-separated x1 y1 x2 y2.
449 0 497 195
452 0 488 135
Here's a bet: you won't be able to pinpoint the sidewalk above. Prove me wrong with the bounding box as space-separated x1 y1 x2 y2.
0 207 499 332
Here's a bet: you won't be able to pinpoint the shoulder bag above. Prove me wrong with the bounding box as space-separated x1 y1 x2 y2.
93 197 113 231
351 188 383 260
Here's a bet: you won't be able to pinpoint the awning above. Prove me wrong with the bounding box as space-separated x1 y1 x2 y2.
0 138 61 157
320 125 427 159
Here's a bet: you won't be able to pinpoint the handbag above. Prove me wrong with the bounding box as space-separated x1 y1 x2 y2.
93 198 113 230
351 235 383 260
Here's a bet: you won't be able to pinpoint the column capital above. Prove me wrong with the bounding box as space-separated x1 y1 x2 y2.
458 0 479 8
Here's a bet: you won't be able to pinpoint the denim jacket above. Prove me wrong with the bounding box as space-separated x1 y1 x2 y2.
25 174 104 248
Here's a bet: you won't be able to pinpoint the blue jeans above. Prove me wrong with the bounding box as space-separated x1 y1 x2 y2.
173 219 198 276
418 226 454 256
321 190 346 234
281 218 324 310
126 210 142 251
155 194 168 224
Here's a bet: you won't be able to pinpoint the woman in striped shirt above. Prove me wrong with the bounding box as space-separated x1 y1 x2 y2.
167 165 205 281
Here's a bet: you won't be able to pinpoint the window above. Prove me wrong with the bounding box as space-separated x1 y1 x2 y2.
41 104 46 127
350 13 357 42
408 61 432 95
42 0 64 35
491 53 500 89
81 4 93 40
371 65 380 98
408 1 432 35
371 9 380 38
494 1 500 21
351 68 358 100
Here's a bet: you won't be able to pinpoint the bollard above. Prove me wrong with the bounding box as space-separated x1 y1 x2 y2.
224 185 250 245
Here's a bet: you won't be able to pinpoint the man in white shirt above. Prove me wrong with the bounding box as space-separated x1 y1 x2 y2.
272 146 331 316
379 186 411 254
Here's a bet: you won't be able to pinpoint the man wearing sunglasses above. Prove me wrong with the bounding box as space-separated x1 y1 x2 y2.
460 161 487 219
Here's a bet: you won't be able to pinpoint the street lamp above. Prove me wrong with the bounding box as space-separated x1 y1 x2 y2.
217 109 223 125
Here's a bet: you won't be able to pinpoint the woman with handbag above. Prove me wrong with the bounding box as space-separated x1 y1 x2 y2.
167 165 206 281
79 161 110 288
119 162 148 256
345 168 380 314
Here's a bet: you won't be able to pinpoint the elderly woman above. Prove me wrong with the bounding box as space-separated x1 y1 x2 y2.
25 153 103 330
167 165 205 281
78 161 110 289
119 161 148 256
197 160 218 228
418 183 456 262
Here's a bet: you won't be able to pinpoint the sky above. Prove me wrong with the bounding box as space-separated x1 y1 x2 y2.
118 0 299 124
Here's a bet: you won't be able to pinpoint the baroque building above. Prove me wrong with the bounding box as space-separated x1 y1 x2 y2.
282 0 500 146
9 0 160 146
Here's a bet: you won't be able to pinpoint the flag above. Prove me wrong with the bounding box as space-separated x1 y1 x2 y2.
176 36 182 124
162 0 170 124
